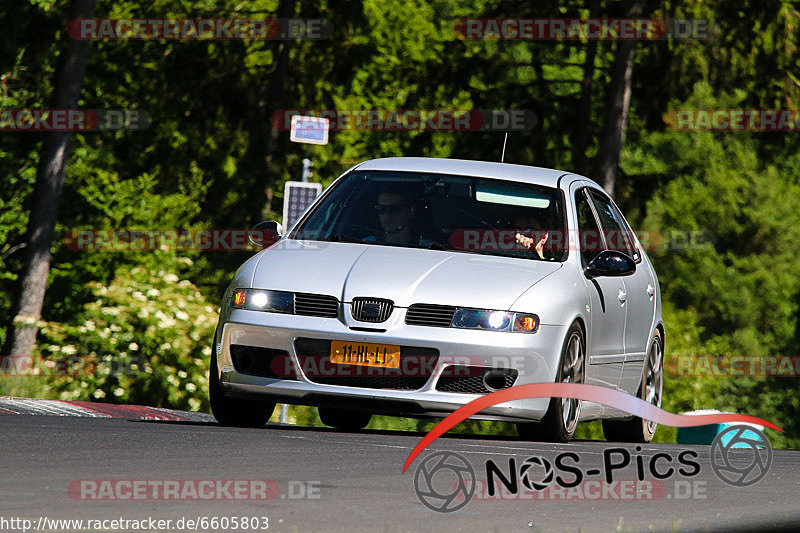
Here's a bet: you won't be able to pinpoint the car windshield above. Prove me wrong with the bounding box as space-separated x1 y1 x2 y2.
290 170 566 261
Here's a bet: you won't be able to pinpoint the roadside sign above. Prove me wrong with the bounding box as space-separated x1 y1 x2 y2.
290 115 330 145
283 181 322 229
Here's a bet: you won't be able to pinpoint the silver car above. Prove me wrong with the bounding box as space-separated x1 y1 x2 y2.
210 157 664 443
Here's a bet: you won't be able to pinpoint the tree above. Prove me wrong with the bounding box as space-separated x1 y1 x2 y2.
595 0 645 197
3 0 96 356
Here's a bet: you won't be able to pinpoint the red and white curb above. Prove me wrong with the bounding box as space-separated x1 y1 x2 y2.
0 396 213 422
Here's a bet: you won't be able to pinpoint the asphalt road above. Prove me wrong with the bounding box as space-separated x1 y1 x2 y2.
1 412 799 533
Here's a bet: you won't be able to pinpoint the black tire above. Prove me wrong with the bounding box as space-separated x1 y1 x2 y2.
209 352 275 428
318 407 372 432
602 329 663 443
517 322 585 443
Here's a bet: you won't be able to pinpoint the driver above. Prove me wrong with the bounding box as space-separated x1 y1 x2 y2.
371 185 421 245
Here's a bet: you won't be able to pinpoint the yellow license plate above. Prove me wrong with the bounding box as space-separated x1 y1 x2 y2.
330 341 400 369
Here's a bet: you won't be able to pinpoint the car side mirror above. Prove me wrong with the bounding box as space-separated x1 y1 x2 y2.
584 250 636 278
249 221 283 248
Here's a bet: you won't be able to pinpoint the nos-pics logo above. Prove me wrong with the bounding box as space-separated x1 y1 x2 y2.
412 424 772 513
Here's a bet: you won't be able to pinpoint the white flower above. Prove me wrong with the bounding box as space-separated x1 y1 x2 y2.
132 291 146 301
188 398 201 411
85 320 96 331
113 387 125 397
159 342 172 351
128 342 139 351
202 346 212 356
167 375 180 386
164 274 179 283
178 370 188 379
61 345 77 355
185 383 197 392
93 389 106 399
146 289 161 298
177 257 194 267
175 310 190 321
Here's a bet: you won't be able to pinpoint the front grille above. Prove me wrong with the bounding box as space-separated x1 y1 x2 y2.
294 338 438 390
230 344 296 379
294 292 339 318
351 298 393 323
405 304 457 327
436 366 518 394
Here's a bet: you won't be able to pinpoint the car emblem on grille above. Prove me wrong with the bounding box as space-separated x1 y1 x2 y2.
351 298 394 323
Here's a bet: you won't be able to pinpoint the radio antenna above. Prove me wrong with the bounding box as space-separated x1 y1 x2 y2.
500 132 508 162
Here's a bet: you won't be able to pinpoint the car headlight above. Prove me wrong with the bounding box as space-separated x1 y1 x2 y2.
230 288 294 314
451 308 539 333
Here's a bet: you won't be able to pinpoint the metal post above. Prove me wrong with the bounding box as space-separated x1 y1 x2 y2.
280 403 289 424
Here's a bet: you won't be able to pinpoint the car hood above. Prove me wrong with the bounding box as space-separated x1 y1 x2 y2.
251 240 561 310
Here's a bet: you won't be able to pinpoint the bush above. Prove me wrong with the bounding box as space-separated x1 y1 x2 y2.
37 260 215 412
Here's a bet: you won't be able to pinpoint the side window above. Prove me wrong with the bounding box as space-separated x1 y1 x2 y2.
575 189 604 265
589 191 636 259
610 202 641 262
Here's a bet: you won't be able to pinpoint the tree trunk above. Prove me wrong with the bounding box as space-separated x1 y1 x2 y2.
261 0 296 220
572 0 599 175
3 0 96 356
595 0 646 198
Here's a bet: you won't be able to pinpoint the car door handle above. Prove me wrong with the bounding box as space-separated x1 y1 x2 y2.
646 283 655 299
618 289 627 304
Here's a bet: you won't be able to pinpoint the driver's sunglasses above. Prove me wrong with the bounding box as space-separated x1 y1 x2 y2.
375 203 409 215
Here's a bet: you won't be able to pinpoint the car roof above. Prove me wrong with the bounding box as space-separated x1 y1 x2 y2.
353 157 601 189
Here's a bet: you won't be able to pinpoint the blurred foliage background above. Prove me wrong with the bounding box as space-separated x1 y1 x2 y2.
1 0 799 448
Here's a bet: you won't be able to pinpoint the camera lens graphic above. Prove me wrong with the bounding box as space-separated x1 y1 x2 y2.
413 451 476 512
710 425 772 487
519 456 554 491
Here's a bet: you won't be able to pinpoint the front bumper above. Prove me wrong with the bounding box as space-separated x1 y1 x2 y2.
215 308 566 422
